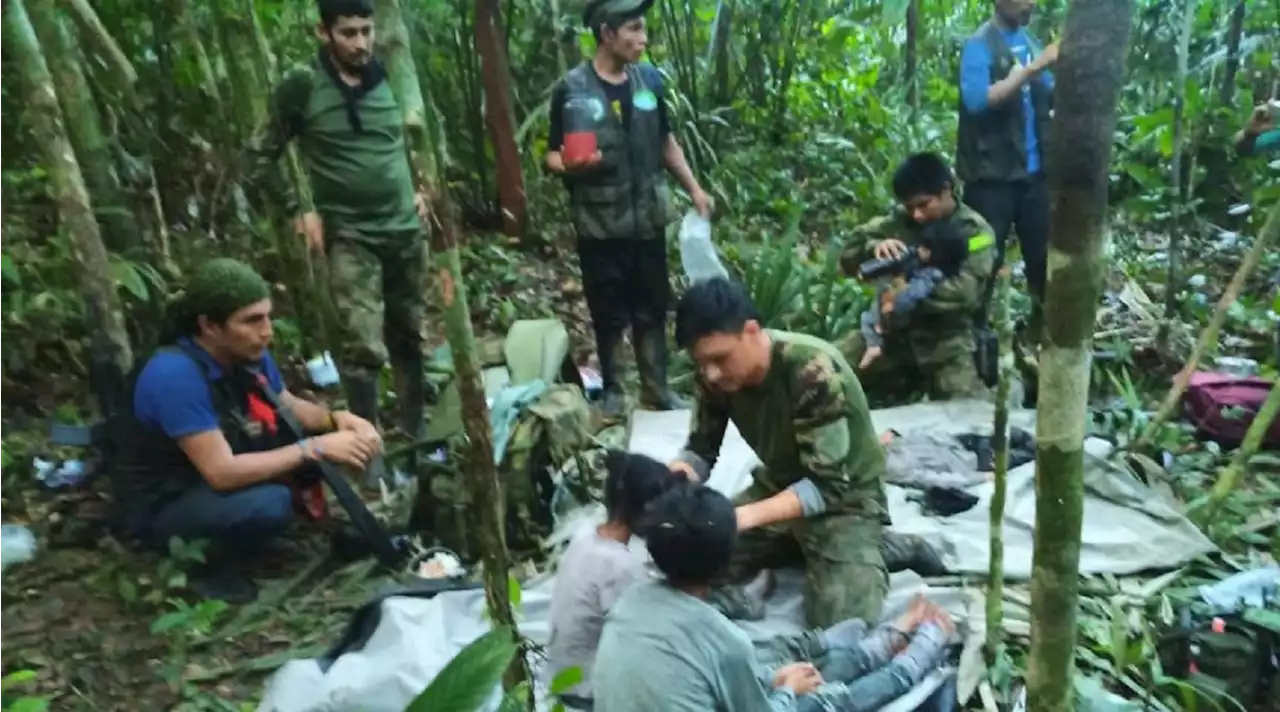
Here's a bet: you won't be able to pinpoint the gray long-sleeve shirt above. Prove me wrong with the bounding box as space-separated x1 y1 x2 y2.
594 580 798 712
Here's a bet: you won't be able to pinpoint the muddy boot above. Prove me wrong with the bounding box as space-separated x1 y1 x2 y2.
634 327 691 411
881 532 948 577
596 330 628 422
344 372 390 493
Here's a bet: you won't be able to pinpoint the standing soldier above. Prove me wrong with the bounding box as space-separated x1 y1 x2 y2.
245 0 430 489
957 0 1058 342
545 0 713 419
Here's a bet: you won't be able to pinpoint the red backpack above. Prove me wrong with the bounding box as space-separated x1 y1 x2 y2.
1183 372 1280 448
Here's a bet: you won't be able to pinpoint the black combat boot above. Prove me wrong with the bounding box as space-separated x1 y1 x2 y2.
343 372 389 493
880 532 948 577
596 330 628 422
634 328 691 411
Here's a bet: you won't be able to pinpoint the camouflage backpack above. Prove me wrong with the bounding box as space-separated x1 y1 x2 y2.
428 320 598 562
1157 604 1280 710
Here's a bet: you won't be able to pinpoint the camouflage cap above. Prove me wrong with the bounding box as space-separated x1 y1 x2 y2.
583 0 655 30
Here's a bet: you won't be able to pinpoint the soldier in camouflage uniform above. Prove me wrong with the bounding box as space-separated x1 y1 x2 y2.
545 0 713 419
838 153 996 406
670 279 945 628
245 0 430 489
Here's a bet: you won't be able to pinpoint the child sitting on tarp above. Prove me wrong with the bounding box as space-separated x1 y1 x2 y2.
546 451 684 708
592 485 954 712
858 219 971 371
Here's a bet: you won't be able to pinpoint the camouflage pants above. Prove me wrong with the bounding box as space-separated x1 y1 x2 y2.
838 330 988 407
711 485 888 628
327 229 428 380
754 631 918 712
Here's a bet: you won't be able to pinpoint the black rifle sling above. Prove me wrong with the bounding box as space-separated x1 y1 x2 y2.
249 376 405 568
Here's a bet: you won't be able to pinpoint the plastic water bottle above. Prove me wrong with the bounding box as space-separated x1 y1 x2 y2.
678 211 728 282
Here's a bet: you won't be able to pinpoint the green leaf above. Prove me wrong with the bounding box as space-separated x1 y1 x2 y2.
150 610 190 635
508 574 522 609
549 666 584 695
8 698 50 712
1 254 20 287
405 626 518 712
1 670 38 688
109 257 149 301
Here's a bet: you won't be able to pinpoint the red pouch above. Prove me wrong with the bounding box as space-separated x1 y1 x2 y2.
1182 372 1280 448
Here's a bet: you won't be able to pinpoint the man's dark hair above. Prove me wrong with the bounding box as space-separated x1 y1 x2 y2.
317 0 374 29
891 152 955 202
602 450 684 533
674 278 760 350
918 220 969 278
642 485 737 587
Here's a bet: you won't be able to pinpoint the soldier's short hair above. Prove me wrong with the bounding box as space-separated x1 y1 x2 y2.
603 450 684 534
317 0 373 28
892 152 955 202
642 485 737 587
675 277 761 349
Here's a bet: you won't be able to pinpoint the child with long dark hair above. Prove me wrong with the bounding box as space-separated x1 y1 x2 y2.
547 450 685 706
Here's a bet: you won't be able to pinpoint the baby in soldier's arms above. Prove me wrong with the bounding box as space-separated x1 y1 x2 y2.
858 219 971 370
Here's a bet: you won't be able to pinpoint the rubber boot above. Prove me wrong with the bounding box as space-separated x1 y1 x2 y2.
392 352 430 477
596 330 628 422
344 372 390 493
880 532 948 577
634 327 691 411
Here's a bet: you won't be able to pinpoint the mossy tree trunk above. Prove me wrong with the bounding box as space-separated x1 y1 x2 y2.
29 0 143 258
985 266 1013 663
374 0 526 698
6 0 134 416
1026 1 1133 710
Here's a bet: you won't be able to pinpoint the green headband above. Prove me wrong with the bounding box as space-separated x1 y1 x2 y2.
183 258 271 322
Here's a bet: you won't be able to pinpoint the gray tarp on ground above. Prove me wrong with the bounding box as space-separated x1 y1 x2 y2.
259 401 1216 712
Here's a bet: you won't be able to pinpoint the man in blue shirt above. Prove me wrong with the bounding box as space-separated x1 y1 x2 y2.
956 0 1059 343
113 258 382 601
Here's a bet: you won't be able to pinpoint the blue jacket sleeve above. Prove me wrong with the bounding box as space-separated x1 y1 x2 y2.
892 268 946 317
960 38 992 114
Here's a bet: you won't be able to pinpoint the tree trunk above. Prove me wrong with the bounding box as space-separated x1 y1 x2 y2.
172 0 222 106
904 0 919 110
709 0 736 109
59 0 138 101
375 0 526 696
1219 1 1245 106
215 1 268 144
30 0 143 257
1026 2 1133 710
6 0 134 415
1163 0 1196 322
474 0 527 240
985 267 1013 663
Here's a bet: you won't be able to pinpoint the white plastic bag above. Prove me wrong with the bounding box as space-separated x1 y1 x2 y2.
678 211 729 282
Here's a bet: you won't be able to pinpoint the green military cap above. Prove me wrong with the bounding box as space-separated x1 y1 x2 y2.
583 0 655 29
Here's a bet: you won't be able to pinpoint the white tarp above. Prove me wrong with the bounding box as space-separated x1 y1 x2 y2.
259 401 1216 712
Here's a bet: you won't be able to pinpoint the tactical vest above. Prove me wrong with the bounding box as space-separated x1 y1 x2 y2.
561 63 677 241
955 21 1053 184
111 343 296 528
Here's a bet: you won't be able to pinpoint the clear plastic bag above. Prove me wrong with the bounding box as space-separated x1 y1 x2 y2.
678 211 728 282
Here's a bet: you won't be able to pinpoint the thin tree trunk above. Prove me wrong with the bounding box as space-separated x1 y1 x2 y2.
1163 0 1196 322
6 0 134 415
173 0 222 105
905 0 920 110
709 0 736 108
1026 1 1133 710
475 0 527 239
215 1 268 143
58 0 137 101
375 0 526 698
985 267 1013 663
1137 198 1280 450
1219 1 1246 106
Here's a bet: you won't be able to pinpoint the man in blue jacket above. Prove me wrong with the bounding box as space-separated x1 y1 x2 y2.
956 0 1058 343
